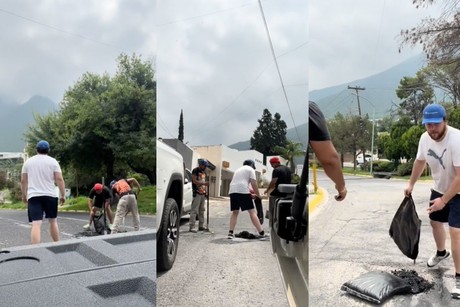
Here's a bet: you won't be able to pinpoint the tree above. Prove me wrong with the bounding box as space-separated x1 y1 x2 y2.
327 112 374 169
401 125 425 160
178 109 184 142
420 63 460 107
250 109 287 164
395 72 434 125
274 140 305 174
24 53 156 186
384 116 413 163
400 0 460 66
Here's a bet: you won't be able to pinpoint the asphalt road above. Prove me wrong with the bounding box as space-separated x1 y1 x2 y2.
0 209 155 250
156 197 289 307
309 170 458 306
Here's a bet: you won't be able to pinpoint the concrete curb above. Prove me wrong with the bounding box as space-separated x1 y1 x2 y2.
309 186 326 213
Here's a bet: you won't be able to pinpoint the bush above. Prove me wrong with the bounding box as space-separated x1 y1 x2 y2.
373 161 396 172
396 162 414 177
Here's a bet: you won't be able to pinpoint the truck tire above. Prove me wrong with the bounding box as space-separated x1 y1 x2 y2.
157 197 180 271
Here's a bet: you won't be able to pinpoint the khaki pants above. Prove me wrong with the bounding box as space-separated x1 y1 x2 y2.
190 194 205 229
112 194 140 234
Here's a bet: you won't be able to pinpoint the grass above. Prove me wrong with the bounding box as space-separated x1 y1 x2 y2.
333 167 432 181
0 186 156 215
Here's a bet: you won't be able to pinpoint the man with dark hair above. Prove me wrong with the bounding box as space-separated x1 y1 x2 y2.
404 103 460 298
228 159 265 239
21 140 66 244
83 183 114 231
309 101 347 201
190 159 209 233
265 156 291 197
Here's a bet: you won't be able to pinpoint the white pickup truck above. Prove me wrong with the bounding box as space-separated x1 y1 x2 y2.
156 139 188 271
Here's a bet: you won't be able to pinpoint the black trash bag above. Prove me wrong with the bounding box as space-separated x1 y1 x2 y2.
341 271 412 304
93 211 108 235
389 195 421 260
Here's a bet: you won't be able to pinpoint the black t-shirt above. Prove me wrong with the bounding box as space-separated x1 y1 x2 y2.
192 167 206 196
309 101 330 142
271 165 291 197
88 187 112 208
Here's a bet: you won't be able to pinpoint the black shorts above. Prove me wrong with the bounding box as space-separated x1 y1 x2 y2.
28 196 58 221
429 189 460 228
230 193 254 211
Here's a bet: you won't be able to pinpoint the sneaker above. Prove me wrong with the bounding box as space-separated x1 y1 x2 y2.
427 250 451 267
227 232 234 239
83 224 91 231
189 228 197 233
452 278 460 299
107 223 113 230
198 226 207 231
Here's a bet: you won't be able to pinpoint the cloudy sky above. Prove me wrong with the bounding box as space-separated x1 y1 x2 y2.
156 0 308 146
0 0 155 105
309 0 443 91
157 0 444 147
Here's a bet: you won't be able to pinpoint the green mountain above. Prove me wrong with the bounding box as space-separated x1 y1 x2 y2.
229 55 427 151
0 95 57 151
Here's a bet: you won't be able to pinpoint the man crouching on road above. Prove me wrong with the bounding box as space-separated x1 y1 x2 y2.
83 183 114 231
228 159 265 239
110 178 141 234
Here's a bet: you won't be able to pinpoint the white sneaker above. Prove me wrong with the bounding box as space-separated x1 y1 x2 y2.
427 250 450 267
83 224 91 231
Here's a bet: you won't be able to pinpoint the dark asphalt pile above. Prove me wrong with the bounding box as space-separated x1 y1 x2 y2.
391 269 435 294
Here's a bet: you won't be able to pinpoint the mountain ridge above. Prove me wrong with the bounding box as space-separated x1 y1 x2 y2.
229 54 427 151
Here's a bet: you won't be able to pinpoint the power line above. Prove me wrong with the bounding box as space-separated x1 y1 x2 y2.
0 7 120 50
257 0 302 144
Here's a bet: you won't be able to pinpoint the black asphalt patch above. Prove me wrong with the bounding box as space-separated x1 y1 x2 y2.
391 269 435 294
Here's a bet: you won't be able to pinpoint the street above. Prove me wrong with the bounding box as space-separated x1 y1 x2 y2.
0 209 155 249
309 170 457 306
156 197 289 307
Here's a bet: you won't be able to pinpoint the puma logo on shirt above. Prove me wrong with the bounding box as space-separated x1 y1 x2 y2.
427 148 447 169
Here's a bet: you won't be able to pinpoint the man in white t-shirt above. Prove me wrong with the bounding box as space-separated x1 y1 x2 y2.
21 140 66 244
227 159 264 239
404 104 460 299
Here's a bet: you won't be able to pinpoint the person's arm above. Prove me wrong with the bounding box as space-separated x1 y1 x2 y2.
310 140 347 201
404 159 426 197
21 173 28 204
127 178 141 191
54 171 66 205
429 166 460 214
191 171 208 187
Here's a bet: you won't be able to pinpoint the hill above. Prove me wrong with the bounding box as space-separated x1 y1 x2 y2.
229 54 427 151
0 95 57 151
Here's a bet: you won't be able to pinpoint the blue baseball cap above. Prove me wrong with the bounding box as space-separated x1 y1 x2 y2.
36 140 50 151
198 159 208 167
422 104 446 124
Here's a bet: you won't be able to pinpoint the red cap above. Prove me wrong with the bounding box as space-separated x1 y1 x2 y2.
94 183 103 191
269 157 280 164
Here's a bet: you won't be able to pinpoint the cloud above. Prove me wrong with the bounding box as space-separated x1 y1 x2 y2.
157 0 308 146
0 0 155 104
309 0 443 91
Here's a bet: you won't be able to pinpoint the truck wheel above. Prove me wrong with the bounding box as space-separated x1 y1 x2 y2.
157 198 180 271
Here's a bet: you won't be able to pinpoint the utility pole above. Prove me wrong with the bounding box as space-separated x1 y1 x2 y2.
348 85 367 170
348 86 365 116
